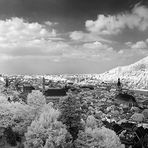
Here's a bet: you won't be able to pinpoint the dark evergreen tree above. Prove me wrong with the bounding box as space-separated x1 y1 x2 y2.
5 77 9 88
4 126 17 146
59 93 82 141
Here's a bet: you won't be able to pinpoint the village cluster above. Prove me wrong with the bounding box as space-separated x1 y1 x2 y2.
0 74 148 148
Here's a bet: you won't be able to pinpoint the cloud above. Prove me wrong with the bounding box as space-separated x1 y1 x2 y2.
131 41 147 49
69 31 84 40
0 17 116 63
83 41 110 50
119 39 148 57
0 17 148 74
85 5 148 35
0 17 60 48
125 40 147 49
78 41 116 61
0 18 53 41
118 50 124 54
44 21 58 26
70 31 112 43
125 42 132 46
0 17 71 58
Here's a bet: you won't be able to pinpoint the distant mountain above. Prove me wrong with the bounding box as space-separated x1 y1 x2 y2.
98 56 148 89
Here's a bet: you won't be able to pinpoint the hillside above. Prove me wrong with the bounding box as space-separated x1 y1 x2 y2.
98 56 148 89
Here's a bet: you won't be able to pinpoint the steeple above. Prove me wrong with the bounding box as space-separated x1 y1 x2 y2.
42 77 45 92
5 77 9 88
116 78 122 93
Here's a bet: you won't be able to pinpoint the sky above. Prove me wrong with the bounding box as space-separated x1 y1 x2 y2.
0 0 148 74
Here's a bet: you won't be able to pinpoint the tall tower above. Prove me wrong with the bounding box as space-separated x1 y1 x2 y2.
116 78 122 93
5 77 9 88
42 77 45 92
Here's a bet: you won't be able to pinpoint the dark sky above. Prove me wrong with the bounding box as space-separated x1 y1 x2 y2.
0 0 147 31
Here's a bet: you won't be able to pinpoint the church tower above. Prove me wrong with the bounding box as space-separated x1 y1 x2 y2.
42 77 45 92
116 78 122 93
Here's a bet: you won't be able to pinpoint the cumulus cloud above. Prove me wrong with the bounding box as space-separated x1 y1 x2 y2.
83 41 110 50
118 50 124 54
1 17 148 74
0 17 117 64
125 42 132 46
0 18 54 43
70 31 112 43
44 21 58 26
0 17 71 59
85 5 148 35
70 31 84 40
131 41 147 49
119 39 148 58
125 40 148 49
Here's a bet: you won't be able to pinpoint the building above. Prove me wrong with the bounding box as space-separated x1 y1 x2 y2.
115 93 138 107
23 84 35 94
104 121 148 148
116 78 122 93
143 100 148 108
43 88 68 104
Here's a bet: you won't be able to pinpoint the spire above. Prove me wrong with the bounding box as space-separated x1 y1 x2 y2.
42 77 45 92
116 78 122 93
5 77 9 88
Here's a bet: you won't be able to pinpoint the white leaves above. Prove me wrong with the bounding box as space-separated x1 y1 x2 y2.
0 95 35 134
25 105 67 148
86 115 97 129
76 126 124 148
27 90 46 109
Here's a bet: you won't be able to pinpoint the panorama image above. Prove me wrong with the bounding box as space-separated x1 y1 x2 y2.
0 0 148 148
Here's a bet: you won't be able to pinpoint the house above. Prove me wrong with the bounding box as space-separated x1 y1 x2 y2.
43 88 68 104
44 88 67 97
80 85 94 90
115 93 138 107
143 100 148 108
23 85 35 94
119 123 147 147
112 123 123 135
103 121 148 148
132 126 146 148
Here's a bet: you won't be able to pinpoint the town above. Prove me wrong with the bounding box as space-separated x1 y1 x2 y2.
0 74 148 148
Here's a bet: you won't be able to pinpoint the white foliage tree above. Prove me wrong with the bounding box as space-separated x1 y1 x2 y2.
0 95 9 104
25 104 68 148
27 90 46 109
90 127 125 148
86 115 97 129
11 102 35 135
75 126 124 148
27 90 46 118
0 95 35 135
0 103 14 128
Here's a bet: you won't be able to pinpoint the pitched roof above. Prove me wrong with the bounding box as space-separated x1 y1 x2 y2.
112 124 123 134
44 88 67 97
115 93 137 103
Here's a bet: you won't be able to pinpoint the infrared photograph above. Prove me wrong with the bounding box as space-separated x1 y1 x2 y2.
0 0 148 147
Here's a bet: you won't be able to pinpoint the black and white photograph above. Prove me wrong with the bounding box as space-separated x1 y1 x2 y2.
0 0 148 147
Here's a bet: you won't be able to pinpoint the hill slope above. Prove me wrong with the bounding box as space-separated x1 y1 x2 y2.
98 56 148 89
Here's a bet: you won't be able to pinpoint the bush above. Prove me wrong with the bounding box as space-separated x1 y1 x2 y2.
4 126 17 146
